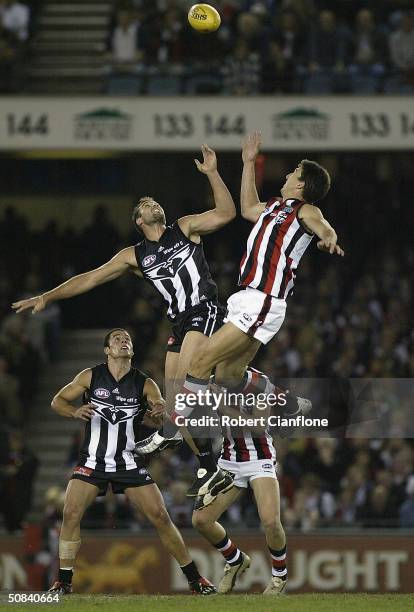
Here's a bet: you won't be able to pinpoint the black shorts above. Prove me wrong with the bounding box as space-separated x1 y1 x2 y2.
70 465 154 496
166 300 226 353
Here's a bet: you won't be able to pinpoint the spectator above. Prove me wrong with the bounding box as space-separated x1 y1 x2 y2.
0 23 18 92
348 9 387 91
109 9 142 65
388 11 414 91
262 10 304 92
223 39 261 94
399 475 414 528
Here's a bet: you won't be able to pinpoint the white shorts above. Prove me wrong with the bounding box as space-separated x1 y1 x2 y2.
224 287 287 344
218 458 277 489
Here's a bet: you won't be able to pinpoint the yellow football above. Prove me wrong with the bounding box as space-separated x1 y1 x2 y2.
188 3 221 33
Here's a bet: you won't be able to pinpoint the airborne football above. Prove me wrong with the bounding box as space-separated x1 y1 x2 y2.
188 3 221 33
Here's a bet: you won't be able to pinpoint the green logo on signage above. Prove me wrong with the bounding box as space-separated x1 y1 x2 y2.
74 108 132 141
272 107 330 141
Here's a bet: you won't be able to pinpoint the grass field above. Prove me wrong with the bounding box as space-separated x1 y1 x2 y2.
1 594 414 612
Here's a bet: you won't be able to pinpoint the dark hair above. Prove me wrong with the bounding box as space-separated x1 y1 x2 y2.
103 328 129 348
299 160 331 203
132 197 155 228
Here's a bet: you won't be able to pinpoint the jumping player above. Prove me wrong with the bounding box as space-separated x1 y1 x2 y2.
47 328 216 595
192 367 295 596
136 132 344 494
12 144 235 501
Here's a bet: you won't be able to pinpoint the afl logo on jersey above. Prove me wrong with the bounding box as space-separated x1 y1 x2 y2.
95 388 110 399
143 254 156 267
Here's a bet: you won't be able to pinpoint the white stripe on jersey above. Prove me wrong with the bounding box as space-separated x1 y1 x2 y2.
186 257 202 307
249 213 281 289
123 419 138 470
152 278 174 316
171 271 186 313
240 200 279 277
86 414 101 470
272 226 313 297
102 422 119 473
269 217 301 295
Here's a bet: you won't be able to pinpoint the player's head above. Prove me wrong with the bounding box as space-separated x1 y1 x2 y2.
281 160 331 203
104 328 134 360
132 197 166 233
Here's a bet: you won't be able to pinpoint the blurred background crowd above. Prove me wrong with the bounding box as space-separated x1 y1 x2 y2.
0 149 413 534
1 0 414 94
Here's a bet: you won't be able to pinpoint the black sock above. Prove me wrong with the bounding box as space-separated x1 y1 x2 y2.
197 439 217 472
181 561 201 583
58 568 73 584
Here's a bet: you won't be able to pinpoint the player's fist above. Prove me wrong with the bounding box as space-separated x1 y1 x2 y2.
194 144 217 174
317 240 344 256
74 404 94 421
12 294 47 314
242 131 262 163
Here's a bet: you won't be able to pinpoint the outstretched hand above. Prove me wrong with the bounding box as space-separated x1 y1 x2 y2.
317 240 345 256
12 294 47 314
242 131 262 163
194 144 217 174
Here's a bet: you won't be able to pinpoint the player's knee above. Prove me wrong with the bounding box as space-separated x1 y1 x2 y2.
261 514 284 535
146 505 172 529
191 510 211 531
62 503 84 526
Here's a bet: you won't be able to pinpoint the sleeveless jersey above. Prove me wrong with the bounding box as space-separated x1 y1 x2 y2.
135 221 217 320
239 198 313 299
78 363 148 472
221 368 276 463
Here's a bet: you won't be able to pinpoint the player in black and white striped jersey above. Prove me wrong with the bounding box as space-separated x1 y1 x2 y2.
47 328 217 596
12 144 236 501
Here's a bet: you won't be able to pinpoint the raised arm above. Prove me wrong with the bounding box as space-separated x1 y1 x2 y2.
51 369 93 420
299 204 345 256
12 246 140 314
178 144 236 240
241 131 267 223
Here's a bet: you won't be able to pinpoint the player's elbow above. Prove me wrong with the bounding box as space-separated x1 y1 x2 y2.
241 209 258 223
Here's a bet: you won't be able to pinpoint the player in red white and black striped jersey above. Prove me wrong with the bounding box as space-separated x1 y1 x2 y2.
191 366 309 595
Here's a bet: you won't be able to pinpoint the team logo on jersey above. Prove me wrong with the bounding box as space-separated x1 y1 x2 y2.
145 244 193 281
242 313 252 322
95 388 110 399
73 466 93 477
92 398 142 425
143 254 156 267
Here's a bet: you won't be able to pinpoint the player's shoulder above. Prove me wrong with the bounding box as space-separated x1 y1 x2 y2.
265 196 282 211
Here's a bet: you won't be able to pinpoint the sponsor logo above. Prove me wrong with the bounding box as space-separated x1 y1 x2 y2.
192 317 203 322
73 466 93 477
143 254 156 267
192 323 199 327
167 336 176 346
95 388 110 399
262 463 273 470
139 468 148 475
74 108 133 141
112 388 119 394
243 313 252 322
272 108 330 141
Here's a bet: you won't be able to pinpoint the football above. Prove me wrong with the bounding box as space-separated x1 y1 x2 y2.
188 3 221 33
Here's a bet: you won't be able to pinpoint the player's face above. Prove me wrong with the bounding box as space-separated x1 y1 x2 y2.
137 199 166 226
281 165 304 196
107 331 134 359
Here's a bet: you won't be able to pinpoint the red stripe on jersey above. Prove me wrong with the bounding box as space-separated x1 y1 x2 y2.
222 437 231 461
243 369 262 394
263 216 295 294
234 435 250 462
279 256 293 298
256 435 273 459
242 214 276 286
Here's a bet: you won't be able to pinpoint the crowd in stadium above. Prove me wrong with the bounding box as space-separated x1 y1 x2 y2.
1 0 414 93
1 149 413 532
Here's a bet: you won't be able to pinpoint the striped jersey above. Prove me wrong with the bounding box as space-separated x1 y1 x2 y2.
78 363 148 472
135 221 217 321
239 197 313 298
221 367 276 463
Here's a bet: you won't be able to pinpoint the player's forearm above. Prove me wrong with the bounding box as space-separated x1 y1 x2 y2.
241 161 260 218
206 170 236 220
43 271 100 305
51 396 76 418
